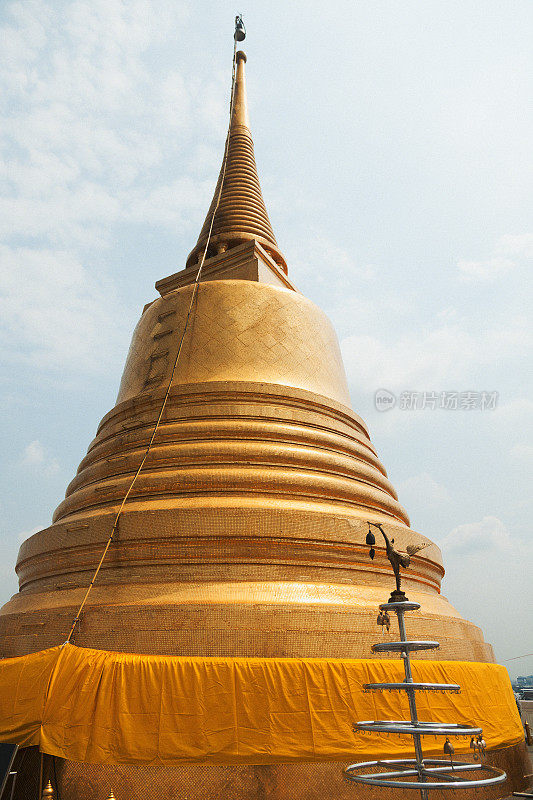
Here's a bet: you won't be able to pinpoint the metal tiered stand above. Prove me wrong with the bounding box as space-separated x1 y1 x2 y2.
344 523 507 798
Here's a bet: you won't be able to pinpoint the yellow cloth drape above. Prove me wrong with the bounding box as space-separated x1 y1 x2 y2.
0 644 523 765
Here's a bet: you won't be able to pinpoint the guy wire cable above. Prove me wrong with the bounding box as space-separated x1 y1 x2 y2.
64 30 241 645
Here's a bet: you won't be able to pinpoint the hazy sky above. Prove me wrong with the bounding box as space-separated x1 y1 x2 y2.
1 0 531 678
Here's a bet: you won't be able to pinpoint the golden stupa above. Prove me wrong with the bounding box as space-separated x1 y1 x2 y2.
0 49 528 800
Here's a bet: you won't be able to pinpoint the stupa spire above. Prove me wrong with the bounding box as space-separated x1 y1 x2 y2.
231 49 250 128
186 51 287 272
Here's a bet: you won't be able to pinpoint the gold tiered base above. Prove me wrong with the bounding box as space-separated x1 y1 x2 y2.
2 280 487 661
1 362 491 662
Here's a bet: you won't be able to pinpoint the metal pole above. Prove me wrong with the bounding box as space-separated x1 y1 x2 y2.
397 606 428 800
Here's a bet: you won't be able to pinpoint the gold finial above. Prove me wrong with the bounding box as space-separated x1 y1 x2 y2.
186 50 287 272
42 781 54 800
106 792 116 800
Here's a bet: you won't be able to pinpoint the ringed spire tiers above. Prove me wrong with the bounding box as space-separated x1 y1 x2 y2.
186 51 287 272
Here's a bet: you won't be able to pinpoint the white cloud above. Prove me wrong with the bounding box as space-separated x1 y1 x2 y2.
457 232 532 282
20 439 59 476
0 0 233 405
397 472 450 509
492 398 533 425
341 315 530 391
17 525 44 544
125 177 212 227
440 517 533 668
289 236 381 289
21 440 45 466
0 244 133 373
285 236 412 338
441 515 512 555
0 0 218 250
458 256 514 282
435 307 458 322
509 443 533 462
496 233 533 260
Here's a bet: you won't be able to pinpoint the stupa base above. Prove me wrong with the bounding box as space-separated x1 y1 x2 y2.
14 744 531 800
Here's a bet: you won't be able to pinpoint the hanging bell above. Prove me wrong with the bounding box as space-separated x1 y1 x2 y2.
369 547 375 560
234 14 246 41
366 528 376 546
443 737 454 756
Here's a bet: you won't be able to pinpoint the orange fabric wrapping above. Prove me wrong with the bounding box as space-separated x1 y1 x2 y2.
0 644 523 765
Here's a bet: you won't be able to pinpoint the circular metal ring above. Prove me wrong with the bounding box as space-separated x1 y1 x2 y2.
363 682 461 692
379 601 421 611
344 758 507 789
354 721 482 736
371 640 440 653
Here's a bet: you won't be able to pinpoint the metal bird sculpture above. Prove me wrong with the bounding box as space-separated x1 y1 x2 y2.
366 522 430 602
